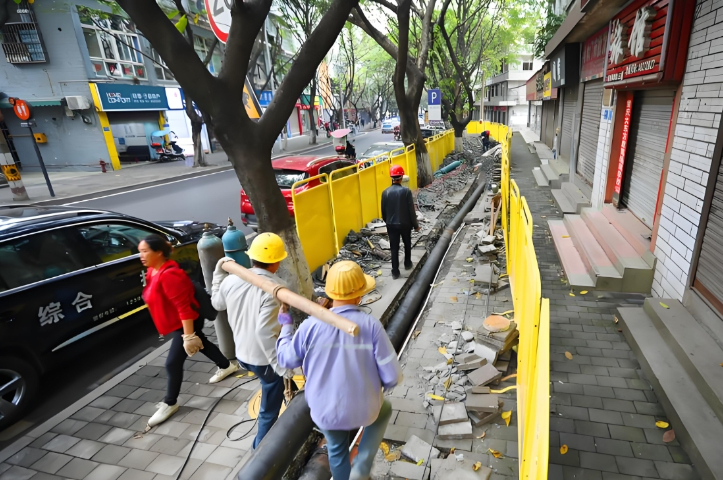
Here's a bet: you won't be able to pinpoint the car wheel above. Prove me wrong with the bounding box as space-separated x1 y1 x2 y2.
0 356 39 430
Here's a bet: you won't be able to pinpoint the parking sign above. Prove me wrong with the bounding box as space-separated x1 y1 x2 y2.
428 88 441 121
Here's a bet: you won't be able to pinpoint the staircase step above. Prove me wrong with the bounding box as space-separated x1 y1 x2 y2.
541 164 562 189
547 220 595 288
549 157 570 177
532 167 549 187
561 182 591 213
534 142 554 160
602 204 655 268
643 298 723 423
551 189 577 214
581 208 654 293
563 215 623 291
618 307 723 480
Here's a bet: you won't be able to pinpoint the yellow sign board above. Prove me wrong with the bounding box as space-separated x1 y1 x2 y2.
243 77 262 120
543 72 552 100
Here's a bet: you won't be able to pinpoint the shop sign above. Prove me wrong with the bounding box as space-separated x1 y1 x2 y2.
604 0 696 87
614 97 634 199
550 43 580 88
581 26 609 82
95 84 169 111
543 72 552 99
526 71 539 101
536 71 544 100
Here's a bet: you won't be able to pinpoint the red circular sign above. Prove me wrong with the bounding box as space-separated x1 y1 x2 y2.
204 0 231 43
13 99 31 121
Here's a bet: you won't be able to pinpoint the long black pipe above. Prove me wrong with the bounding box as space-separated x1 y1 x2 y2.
237 175 487 480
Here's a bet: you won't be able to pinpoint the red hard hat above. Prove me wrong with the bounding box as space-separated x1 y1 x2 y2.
390 164 405 177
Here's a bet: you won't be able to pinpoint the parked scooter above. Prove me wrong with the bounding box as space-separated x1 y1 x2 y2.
151 130 184 162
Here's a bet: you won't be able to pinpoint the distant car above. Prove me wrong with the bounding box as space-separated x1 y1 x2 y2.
381 118 400 133
240 155 356 231
358 141 405 162
420 127 435 139
0 206 224 429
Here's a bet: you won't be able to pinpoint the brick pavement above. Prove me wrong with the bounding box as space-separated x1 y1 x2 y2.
509 134 701 480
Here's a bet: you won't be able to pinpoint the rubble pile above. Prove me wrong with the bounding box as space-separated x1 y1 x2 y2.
417 166 476 211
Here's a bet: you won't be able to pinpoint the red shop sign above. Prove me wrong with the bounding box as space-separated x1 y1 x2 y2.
614 97 634 200
604 0 695 88
581 26 608 82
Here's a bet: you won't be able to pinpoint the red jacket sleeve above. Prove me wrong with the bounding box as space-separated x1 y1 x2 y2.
161 269 199 322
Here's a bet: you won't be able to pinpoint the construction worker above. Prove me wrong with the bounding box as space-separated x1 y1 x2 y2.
276 261 403 480
381 164 420 279
211 232 289 448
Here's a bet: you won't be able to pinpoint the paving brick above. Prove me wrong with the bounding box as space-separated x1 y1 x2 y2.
608 425 646 443
31 452 73 474
98 427 135 445
550 417 577 434
580 452 619 473
557 405 590 421
55 458 98 480
0 466 36 480
549 448 580 467
552 362 582 374
149 436 190 456
559 433 596 453
612 388 647 402
71 407 105 422
596 376 629 389
64 440 105 460
75 423 113 441
571 395 603 409
633 401 665 416
568 374 599 385
118 450 159 470
583 386 616 399
620 413 657 429
51 419 88 436
92 445 131 464
591 357 619 368
588 409 624 425
89 396 123 410
581 366 609 376
625 379 650 390
602 399 637 414
5 447 47 468
594 438 634 457
574 421 610 438
116 468 155 480
145 453 185 476
630 443 673 462
654 461 699 480
615 457 658 477
84 464 127 480
667 446 691 464
395 412 428 429
204 446 245 468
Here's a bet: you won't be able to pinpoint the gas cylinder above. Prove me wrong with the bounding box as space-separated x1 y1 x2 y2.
197 226 224 291
222 218 250 267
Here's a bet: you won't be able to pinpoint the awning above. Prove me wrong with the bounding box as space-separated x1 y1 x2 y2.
0 98 63 108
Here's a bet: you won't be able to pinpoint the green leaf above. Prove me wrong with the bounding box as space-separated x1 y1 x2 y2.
166 10 180 19
13 0 22 4
175 15 188 33
660 302 670 309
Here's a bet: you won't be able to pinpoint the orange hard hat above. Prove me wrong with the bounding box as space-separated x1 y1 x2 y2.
390 164 405 177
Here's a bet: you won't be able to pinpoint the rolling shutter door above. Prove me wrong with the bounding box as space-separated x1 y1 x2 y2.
695 164 723 308
576 80 604 185
559 83 579 160
621 89 675 228
543 100 556 147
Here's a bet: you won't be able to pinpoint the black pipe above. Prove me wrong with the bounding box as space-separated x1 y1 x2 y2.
298 446 331 480
237 175 487 480
386 178 487 349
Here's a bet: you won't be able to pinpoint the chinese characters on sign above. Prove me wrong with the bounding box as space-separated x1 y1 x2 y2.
615 98 634 196
609 19 628 66
39 302 64 327
72 292 93 313
94 84 170 111
628 7 656 58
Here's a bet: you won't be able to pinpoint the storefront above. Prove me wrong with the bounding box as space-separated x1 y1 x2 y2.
541 64 559 148
550 43 580 162
603 0 695 229
526 69 543 136
576 26 608 186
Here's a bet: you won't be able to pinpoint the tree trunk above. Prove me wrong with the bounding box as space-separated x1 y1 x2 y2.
399 106 432 185
451 118 467 152
191 119 206 167
309 81 318 145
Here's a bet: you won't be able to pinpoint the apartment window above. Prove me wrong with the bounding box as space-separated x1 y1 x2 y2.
523 62 533 71
152 49 174 81
78 7 146 79
194 36 223 76
1 1 48 63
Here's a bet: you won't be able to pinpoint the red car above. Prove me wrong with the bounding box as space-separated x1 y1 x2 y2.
240 155 356 231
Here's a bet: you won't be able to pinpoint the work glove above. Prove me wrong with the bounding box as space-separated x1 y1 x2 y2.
278 303 293 326
182 332 204 356
212 257 235 293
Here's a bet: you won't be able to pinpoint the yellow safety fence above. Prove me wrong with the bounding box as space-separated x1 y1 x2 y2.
292 130 456 272
466 120 505 143
493 123 550 479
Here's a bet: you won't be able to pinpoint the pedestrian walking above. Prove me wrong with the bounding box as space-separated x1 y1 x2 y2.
139 234 238 428
276 261 403 480
381 164 420 279
211 232 289 448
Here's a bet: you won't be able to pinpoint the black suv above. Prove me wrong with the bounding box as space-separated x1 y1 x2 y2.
0 206 223 429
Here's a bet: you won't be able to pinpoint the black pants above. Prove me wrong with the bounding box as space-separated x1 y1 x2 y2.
165 317 230 405
388 225 412 275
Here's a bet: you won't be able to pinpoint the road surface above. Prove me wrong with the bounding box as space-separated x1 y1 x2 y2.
0 128 391 447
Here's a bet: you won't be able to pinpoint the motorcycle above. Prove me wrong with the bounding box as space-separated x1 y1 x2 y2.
393 125 401 141
151 130 184 162
331 128 352 157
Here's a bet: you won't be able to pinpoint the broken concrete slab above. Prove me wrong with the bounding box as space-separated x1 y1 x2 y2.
433 437 473 452
383 424 409 443
494 360 509 373
466 386 491 394
439 402 468 425
464 394 499 413
467 363 502 386
390 461 426 480
473 342 498 365
457 359 487 371
437 420 473 439
391 397 430 415
401 434 441 464
455 352 481 364
477 244 497 254
432 452 492 480
469 409 502 427
461 331 474 342
450 321 463 331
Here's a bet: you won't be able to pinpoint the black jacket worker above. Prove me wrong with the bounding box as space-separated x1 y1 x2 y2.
381 164 420 279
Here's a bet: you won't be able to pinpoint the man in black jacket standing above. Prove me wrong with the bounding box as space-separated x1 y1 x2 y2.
381 164 420 279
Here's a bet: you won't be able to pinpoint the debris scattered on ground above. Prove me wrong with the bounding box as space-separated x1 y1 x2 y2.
401 434 441 464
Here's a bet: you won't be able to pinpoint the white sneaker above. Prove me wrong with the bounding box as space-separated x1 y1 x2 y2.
209 361 239 384
148 402 179 427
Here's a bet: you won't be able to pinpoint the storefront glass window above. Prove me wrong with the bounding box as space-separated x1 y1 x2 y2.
152 49 174 81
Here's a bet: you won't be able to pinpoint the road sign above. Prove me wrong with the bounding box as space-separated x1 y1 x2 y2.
11 98 31 121
428 89 442 121
205 0 231 43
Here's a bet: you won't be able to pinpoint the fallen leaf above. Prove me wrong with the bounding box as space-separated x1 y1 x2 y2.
446 358 453 365
580 290 588 295
541 215 546 218
475 292 482 299
247 372 255 377
720 362 723 367
466 257 474 262
450 447 456 454
444 377 452 389
380 442 390 456
429 394 445 401
660 302 670 309
565 351 573 360
560 445 568 454
413 330 422 339
416 459 424 466
438 346 447 355
488 448 503 459
662 430 676 443
384 450 401 462
655 421 669 429
450 296 458 302
476 431 487 439
473 461 482 471
501 410 512 426
569 292 575 297
469 279 475 283
562 235 570 238
614 316 619 324
377 269 383 276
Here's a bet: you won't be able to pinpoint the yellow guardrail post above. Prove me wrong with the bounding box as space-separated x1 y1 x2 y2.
291 173 337 272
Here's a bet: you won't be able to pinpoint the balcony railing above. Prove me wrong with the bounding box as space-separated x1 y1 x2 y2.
1 3 48 64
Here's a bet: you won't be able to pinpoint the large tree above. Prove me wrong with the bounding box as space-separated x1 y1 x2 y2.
116 0 359 296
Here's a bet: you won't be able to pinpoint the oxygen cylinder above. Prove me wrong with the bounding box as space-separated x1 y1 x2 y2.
197 228 224 291
222 219 251 267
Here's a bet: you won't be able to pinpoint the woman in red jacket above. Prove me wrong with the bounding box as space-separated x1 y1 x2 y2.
139 234 238 427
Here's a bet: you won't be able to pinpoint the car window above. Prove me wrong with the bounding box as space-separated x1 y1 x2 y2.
275 169 308 189
0 228 95 292
362 146 391 158
77 223 158 264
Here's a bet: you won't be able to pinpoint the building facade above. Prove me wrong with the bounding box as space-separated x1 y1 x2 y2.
480 53 542 128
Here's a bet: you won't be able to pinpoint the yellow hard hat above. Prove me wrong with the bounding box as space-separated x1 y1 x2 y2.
247 232 288 264
325 261 375 300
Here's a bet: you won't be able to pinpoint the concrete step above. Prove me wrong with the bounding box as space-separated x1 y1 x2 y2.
534 142 554 160
541 164 562 189
532 167 549 187
547 220 595 288
602 204 655 268
549 157 570 177
581 208 654 293
618 307 723 480
561 182 591 213
563 215 623 291
551 189 577 214
643 298 723 423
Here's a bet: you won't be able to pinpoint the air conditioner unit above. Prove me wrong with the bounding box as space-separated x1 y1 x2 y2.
65 96 91 110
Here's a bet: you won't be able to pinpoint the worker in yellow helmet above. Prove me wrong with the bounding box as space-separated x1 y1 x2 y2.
211 232 289 448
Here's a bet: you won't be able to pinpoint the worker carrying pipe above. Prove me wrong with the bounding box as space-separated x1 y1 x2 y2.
275 261 403 480
382 164 420 280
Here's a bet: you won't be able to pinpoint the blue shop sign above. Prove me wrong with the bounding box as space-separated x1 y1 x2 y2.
258 90 273 107
95 84 169 111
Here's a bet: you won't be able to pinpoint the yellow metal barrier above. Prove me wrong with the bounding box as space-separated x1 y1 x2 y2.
329 163 364 251
390 144 417 191
291 174 337 272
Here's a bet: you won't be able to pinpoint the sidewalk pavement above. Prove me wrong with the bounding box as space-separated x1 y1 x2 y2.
513 126 540 144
